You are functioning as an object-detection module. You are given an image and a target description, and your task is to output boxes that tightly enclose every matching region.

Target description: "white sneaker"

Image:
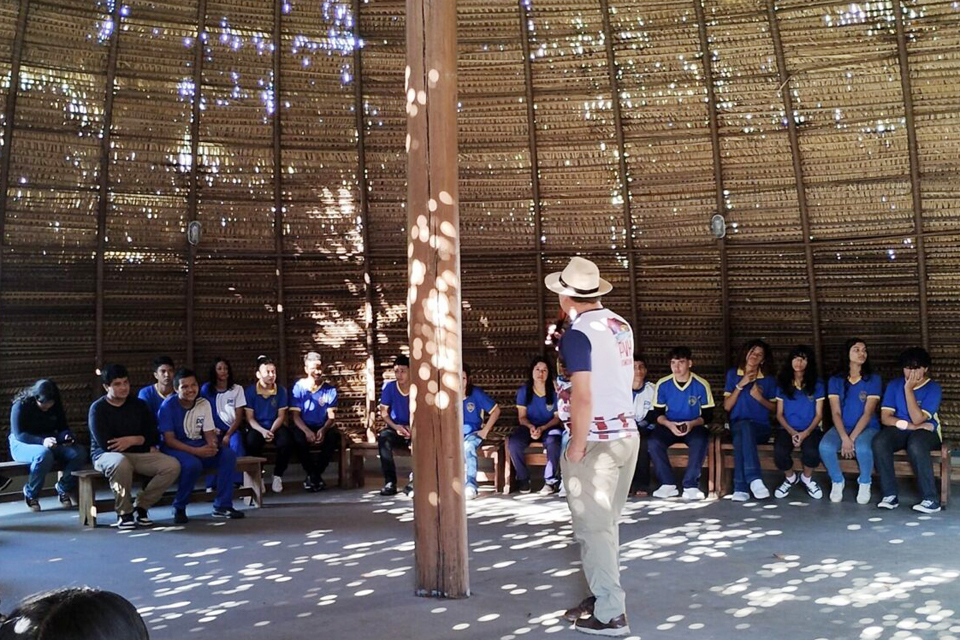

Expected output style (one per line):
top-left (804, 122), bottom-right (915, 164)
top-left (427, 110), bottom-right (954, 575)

top-left (829, 481), bottom-right (845, 503)
top-left (801, 476), bottom-right (823, 500)
top-left (271, 476), bottom-right (283, 493)
top-left (730, 491), bottom-right (750, 502)
top-left (750, 479), bottom-right (771, 499)
top-left (856, 483), bottom-right (871, 505)
top-left (652, 484), bottom-right (679, 499)
top-left (682, 487), bottom-right (705, 501)
top-left (465, 486), bottom-right (478, 500)
top-left (774, 476), bottom-right (797, 499)
top-left (558, 483), bottom-right (567, 498)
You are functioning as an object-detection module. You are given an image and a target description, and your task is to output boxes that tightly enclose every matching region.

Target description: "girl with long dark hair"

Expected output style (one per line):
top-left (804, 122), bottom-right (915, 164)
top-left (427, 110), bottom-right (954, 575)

top-left (772, 345), bottom-right (825, 500)
top-left (507, 356), bottom-right (563, 494)
top-left (201, 357), bottom-right (248, 488)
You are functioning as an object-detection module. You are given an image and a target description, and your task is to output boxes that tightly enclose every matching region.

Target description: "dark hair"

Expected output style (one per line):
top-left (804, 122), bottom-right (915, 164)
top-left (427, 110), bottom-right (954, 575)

top-left (668, 346), bottom-right (692, 361)
top-left (394, 354), bottom-right (410, 368)
top-left (151, 356), bottom-right (174, 372)
top-left (0, 587), bottom-right (148, 640)
top-left (777, 345), bottom-right (819, 399)
top-left (836, 337), bottom-right (874, 379)
top-left (13, 380), bottom-right (61, 408)
top-left (207, 357), bottom-right (234, 390)
top-left (735, 339), bottom-right (775, 376)
top-left (256, 355), bottom-right (275, 369)
top-left (101, 364), bottom-right (129, 386)
top-left (522, 356), bottom-right (556, 406)
top-left (898, 346), bottom-right (931, 370)
top-left (568, 294), bottom-right (603, 304)
top-left (633, 352), bottom-right (646, 365)
top-left (173, 368), bottom-right (197, 388)
top-left (463, 363), bottom-right (474, 396)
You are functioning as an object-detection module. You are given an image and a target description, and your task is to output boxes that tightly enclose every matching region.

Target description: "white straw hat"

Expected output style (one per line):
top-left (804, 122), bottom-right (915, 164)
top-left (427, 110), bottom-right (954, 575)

top-left (544, 256), bottom-right (612, 297)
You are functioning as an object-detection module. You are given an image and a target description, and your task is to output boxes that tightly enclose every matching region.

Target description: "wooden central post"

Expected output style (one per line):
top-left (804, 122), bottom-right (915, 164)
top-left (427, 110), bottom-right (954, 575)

top-left (406, 0), bottom-right (469, 598)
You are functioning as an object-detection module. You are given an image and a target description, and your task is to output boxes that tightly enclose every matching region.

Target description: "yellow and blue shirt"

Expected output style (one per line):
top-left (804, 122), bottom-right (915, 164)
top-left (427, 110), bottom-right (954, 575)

top-left (881, 377), bottom-right (942, 439)
top-left (381, 380), bottom-right (410, 427)
top-left (463, 386), bottom-right (497, 436)
top-left (291, 379), bottom-right (338, 428)
top-left (654, 373), bottom-right (715, 422)
top-left (515, 385), bottom-right (557, 428)
top-left (827, 373), bottom-right (881, 433)
top-left (244, 383), bottom-right (288, 428)
top-left (138, 384), bottom-right (174, 418)
top-left (724, 368), bottom-right (776, 425)
top-left (775, 380), bottom-right (826, 431)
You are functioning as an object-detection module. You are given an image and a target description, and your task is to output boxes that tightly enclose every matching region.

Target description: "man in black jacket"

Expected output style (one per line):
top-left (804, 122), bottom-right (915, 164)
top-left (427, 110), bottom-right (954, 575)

top-left (89, 364), bottom-right (180, 529)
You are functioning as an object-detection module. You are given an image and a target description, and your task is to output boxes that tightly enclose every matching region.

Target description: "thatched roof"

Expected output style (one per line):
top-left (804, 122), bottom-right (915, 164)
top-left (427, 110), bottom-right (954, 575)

top-left (1, 0), bottom-right (958, 443)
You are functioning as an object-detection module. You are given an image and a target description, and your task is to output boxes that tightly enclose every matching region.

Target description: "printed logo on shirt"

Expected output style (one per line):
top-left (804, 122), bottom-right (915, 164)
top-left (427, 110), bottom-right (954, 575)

top-left (605, 317), bottom-right (633, 365)
top-left (270, 398), bottom-right (277, 408)
top-left (689, 396), bottom-right (699, 407)
top-left (185, 415), bottom-right (205, 440)
top-left (546, 404), bottom-right (554, 411)
top-left (859, 390), bottom-right (867, 402)
top-left (466, 401), bottom-right (476, 413)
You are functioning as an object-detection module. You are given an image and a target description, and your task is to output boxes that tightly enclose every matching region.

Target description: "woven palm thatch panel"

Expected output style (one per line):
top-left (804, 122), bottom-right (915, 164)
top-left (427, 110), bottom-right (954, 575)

top-left (0, 249), bottom-right (96, 435)
top-left (106, 193), bottom-right (186, 252)
top-left (727, 246), bottom-right (814, 357)
top-left (198, 199), bottom-right (274, 251)
top-left (924, 234), bottom-right (960, 441)
top-left (0, 1), bottom-right (17, 64)
top-left (813, 240), bottom-right (921, 374)
top-left (193, 255), bottom-right (278, 381)
top-left (283, 256), bottom-right (367, 432)
top-left (4, 189), bottom-right (99, 250)
top-left (634, 250), bottom-right (725, 382)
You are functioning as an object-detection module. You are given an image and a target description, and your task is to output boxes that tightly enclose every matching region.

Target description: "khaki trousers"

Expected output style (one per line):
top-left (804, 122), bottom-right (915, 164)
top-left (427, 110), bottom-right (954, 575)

top-left (561, 437), bottom-right (640, 623)
top-left (94, 451), bottom-right (181, 515)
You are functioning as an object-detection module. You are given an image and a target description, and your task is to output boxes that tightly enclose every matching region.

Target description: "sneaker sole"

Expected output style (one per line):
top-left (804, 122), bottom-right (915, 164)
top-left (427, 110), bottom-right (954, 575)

top-left (912, 505), bottom-right (941, 513)
top-left (877, 503), bottom-right (898, 510)
top-left (573, 624), bottom-right (631, 637)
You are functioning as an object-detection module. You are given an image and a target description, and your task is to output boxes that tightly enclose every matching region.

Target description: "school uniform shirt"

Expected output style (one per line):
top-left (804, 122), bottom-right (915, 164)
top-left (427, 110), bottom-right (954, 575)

top-left (557, 375), bottom-right (573, 428)
top-left (138, 384), bottom-right (175, 417)
top-left (200, 382), bottom-right (247, 433)
top-left (632, 382), bottom-right (656, 430)
top-left (463, 386), bottom-right (497, 436)
top-left (290, 379), bottom-right (339, 428)
top-left (244, 383), bottom-right (289, 429)
top-left (775, 380), bottom-right (826, 431)
top-left (158, 395), bottom-right (216, 448)
top-left (515, 386), bottom-right (558, 428)
top-left (559, 307), bottom-right (636, 441)
top-left (381, 380), bottom-right (410, 427)
top-left (724, 368), bottom-right (777, 425)
top-left (881, 377), bottom-right (942, 440)
top-left (827, 373), bottom-right (882, 433)
top-left (654, 374), bottom-right (715, 423)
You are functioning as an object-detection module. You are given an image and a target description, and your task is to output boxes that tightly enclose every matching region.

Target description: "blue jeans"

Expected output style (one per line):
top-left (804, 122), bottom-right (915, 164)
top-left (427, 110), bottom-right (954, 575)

top-left (163, 445), bottom-right (237, 510)
top-left (463, 433), bottom-right (483, 489)
top-left (9, 436), bottom-right (87, 499)
top-left (206, 429), bottom-right (246, 488)
top-left (648, 425), bottom-right (710, 489)
top-left (730, 420), bottom-right (771, 493)
top-left (508, 425), bottom-right (563, 484)
top-left (818, 427), bottom-right (877, 484)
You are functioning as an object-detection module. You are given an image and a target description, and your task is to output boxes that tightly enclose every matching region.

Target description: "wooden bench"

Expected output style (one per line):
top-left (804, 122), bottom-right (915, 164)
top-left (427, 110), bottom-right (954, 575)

top-left (345, 441), bottom-right (505, 492)
top-left (0, 460), bottom-right (67, 503)
top-left (256, 440), bottom-right (348, 488)
top-left (73, 456), bottom-right (266, 527)
top-left (715, 432), bottom-right (953, 506)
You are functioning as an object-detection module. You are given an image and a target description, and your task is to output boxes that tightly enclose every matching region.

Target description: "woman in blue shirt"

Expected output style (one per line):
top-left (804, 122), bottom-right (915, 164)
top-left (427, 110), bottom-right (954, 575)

top-left (507, 356), bottom-right (562, 494)
top-left (461, 364), bottom-right (500, 499)
top-left (723, 340), bottom-right (777, 501)
top-left (772, 345), bottom-right (825, 500)
top-left (818, 338), bottom-right (882, 504)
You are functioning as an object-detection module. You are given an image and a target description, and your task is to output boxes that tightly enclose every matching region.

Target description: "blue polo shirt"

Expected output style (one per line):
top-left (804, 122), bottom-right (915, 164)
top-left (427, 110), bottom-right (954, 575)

top-left (138, 384), bottom-right (174, 417)
top-left (381, 380), bottom-right (410, 427)
top-left (244, 383), bottom-right (288, 428)
top-left (516, 385), bottom-right (557, 428)
top-left (654, 373), bottom-right (715, 422)
top-left (827, 373), bottom-right (882, 433)
top-left (724, 368), bottom-right (776, 424)
top-left (463, 386), bottom-right (497, 436)
top-left (291, 379), bottom-right (338, 428)
top-left (881, 377), bottom-right (942, 439)
top-left (775, 380), bottom-right (825, 431)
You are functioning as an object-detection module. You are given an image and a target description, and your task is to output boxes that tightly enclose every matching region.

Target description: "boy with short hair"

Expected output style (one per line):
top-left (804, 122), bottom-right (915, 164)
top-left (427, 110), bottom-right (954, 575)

top-left (648, 346), bottom-right (715, 501)
top-left (378, 355), bottom-right (412, 496)
top-left (290, 351), bottom-right (339, 491)
top-left (138, 356), bottom-right (175, 416)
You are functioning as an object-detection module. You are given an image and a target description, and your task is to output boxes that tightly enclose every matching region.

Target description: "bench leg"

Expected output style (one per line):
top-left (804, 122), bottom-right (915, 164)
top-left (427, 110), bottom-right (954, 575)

top-left (941, 445), bottom-right (950, 508)
top-left (351, 455), bottom-right (365, 488)
top-left (707, 436), bottom-right (716, 497)
top-left (503, 449), bottom-right (513, 494)
top-left (78, 478), bottom-right (96, 528)
top-left (339, 445), bottom-right (349, 488)
top-left (242, 465), bottom-right (263, 508)
top-left (494, 445), bottom-right (505, 493)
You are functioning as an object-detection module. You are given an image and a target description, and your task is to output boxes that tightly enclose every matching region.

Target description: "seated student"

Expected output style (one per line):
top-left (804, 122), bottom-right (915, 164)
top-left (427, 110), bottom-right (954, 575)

top-left (507, 356), bottom-right (563, 494)
top-left (631, 353), bottom-right (656, 496)
top-left (461, 364), bottom-right (501, 500)
top-left (8, 380), bottom-right (87, 512)
top-left (138, 356), bottom-right (175, 416)
top-left (378, 354), bottom-right (412, 496)
top-left (819, 338), bottom-right (882, 504)
top-left (243, 356), bottom-right (295, 493)
top-left (0, 587), bottom-right (149, 640)
top-left (873, 347), bottom-right (943, 513)
top-left (158, 368), bottom-right (244, 523)
top-left (89, 364), bottom-right (181, 529)
top-left (723, 339), bottom-right (778, 501)
top-left (647, 347), bottom-right (714, 500)
top-left (201, 357), bottom-right (247, 488)
top-left (773, 345), bottom-right (825, 500)
top-left (290, 352), bottom-right (340, 492)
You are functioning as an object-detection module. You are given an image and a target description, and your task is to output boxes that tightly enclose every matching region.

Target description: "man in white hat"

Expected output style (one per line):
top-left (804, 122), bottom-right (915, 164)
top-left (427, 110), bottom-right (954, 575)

top-left (547, 256), bottom-right (639, 637)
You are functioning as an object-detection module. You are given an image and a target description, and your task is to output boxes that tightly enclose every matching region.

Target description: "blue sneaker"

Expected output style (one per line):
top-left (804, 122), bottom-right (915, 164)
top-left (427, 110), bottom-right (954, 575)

top-left (912, 499), bottom-right (941, 514)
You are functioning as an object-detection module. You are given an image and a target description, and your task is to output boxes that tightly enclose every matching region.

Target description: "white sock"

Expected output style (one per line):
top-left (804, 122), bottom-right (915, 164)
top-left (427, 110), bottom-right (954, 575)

top-left (800, 474), bottom-right (814, 485)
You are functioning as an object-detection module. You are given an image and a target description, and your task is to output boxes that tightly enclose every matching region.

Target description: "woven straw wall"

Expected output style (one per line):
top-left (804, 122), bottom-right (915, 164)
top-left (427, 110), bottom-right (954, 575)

top-left (1, 0), bottom-right (958, 450)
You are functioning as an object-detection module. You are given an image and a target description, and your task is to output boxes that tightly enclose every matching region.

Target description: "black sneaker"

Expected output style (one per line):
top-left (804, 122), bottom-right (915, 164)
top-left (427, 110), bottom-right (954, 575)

top-left (574, 613), bottom-right (630, 636)
top-left (314, 478), bottom-right (327, 491)
top-left (212, 506), bottom-right (246, 519)
top-left (402, 484), bottom-right (414, 497)
top-left (173, 508), bottom-right (189, 524)
top-left (380, 482), bottom-right (398, 496)
top-left (55, 482), bottom-right (74, 507)
top-left (116, 513), bottom-right (136, 530)
top-left (303, 479), bottom-right (318, 492)
top-left (0, 474), bottom-right (12, 493)
top-left (134, 507), bottom-right (155, 527)
top-left (24, 494), bottom-right (41, 512)
top-left (517, 479), bottom-right (532, 494)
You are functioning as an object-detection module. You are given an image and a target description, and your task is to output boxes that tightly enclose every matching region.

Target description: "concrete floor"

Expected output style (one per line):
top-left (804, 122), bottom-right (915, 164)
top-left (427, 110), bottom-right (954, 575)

top-left (1, 477), bottom-right (959, 640)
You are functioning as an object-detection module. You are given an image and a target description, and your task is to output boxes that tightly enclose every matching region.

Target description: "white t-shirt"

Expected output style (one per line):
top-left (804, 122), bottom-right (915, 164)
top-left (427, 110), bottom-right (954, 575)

top-left (212, 384), bottom-right (246, 430)
top-left (633, 381), bottom-right (656, 430)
